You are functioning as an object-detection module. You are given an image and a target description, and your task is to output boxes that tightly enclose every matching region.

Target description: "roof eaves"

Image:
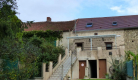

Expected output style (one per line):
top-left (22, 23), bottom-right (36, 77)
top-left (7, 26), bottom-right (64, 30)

top-left (75, 26), bottom-right (138, 32)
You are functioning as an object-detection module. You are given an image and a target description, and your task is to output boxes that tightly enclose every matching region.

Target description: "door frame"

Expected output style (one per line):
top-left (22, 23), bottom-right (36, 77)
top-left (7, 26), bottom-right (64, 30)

top-left (79, 60), bottom-right (86, 79)
top-left (88, 60), bottom-right (97, 78)
top-left (98, 59), bottom-right (107, 78)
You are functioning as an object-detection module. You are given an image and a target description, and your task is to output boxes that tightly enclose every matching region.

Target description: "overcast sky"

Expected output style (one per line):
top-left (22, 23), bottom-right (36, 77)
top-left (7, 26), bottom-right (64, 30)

top-left (16, 0), bottom-right (138, 22)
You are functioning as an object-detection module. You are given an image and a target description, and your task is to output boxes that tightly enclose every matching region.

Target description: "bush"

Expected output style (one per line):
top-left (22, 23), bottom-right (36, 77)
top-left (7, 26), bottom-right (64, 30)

top-left (0, 37), bottom-right (41, 80)
top-left (109, 56), bottom-right (127, 80)
top-left (23, 35), bottom-right (64, 77)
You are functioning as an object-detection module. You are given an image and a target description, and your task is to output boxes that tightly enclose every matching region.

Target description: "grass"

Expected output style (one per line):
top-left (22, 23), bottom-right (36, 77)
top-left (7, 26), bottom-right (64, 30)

top-left (80, 79), bottom-right (111, 80)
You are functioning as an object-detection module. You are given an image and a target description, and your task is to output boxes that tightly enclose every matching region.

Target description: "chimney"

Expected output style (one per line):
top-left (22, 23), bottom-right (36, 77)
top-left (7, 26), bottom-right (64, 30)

top-left (47, 17), bottom-right (51, 22)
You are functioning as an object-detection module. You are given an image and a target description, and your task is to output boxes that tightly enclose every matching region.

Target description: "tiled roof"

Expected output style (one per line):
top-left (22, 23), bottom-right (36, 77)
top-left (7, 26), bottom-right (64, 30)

top-left (76, 15), bottom-right (138, 32)
top-left (24, 21), bottom-right (75, 32)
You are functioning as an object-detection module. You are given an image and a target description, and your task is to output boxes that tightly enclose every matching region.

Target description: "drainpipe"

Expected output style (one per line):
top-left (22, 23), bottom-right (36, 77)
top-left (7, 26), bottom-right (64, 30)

top-left (115, 35), bottom-right (121, 49)
top-left (74, 20), bottom-right (78, 36)
top-left (115, 36), bottom-right (117, 49)
top-left (90, 38), bottom-right (92, 50)
top-left (69, 29), bottom-right (71, 37)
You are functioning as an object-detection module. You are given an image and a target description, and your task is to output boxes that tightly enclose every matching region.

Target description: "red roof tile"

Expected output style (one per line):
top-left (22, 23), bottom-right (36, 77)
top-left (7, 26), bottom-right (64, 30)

top-left (76, 15), bottom-right (138, 32)
top-left (24, 21), bottom-right (75, 32)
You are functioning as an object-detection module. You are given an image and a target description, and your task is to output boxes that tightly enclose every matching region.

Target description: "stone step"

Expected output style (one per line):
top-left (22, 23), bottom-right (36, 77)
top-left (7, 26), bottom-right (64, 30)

top-left (48, 55), bottom-right (77, 80)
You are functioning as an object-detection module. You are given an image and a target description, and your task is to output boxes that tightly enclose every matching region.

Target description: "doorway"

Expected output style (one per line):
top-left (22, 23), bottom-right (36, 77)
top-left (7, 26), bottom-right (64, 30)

top-left (75, 43), bottom-right (83, 51)
top-left (89, 60), bottom-right (97, 78)
top-left (99, 59), bottom-right (106, 78)
top-left (79, 61), bottom-right (86, 79)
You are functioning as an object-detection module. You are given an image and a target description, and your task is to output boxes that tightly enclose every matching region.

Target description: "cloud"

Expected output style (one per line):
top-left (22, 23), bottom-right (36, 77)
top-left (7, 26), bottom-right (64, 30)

top-left (16, 0), bottom-right (114, 22)
top-left (16, 0), bottom-right (138, 22)
top-left (110, 0), bottom-right (138, 15)
top-left (86, 0), bottom-right (113, 7)
top-left (16, 0), bottom-right (83, 22)
top-left (110, 6), bottom-right (124, 13)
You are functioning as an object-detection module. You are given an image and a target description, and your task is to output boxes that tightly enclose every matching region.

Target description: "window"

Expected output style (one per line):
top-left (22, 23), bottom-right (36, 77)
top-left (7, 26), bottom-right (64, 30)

top-left (75, 43), bottom-right (83, 51)
top-left (86, 23), bottom-right (93, 27)
top-left (112, 22), bottom-right (117, 26)
top-left (89, 39), bottom-right (92, 42)
top-left (94, 33), bottom-right (98, 35)
top-left (115, 60), bottom-right (119, 64)
top-left (105, 42), bottom-right (112, 50)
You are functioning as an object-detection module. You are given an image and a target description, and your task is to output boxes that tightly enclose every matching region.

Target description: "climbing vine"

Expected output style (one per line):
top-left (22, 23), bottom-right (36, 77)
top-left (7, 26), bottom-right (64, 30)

top-left (23, 30), bottom-right (63, 42)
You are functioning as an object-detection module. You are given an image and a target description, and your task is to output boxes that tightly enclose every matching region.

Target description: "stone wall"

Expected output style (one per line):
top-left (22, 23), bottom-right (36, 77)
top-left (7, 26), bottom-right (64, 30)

top-left (74, 37), bottom-right (115, 50)
top-left (54, 28), bottom-right (138, 56)
top-left (124, 29), bottom-right (138, 54)
top-left (73, 29), bottom-right (125, 47)
top-left (59, 29), bottom-right (127, 79)
top-left (57, 29), bottom-right (125, 52)
top-left (68, 46), bottom-right (125, 79)
top-left (56, 32), bottom-right (70, 48)
top-left (58, 29), bottom-right (138, 55)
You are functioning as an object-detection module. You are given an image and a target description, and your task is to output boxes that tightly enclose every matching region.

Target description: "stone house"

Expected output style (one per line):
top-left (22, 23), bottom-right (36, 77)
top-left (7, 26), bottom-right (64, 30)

top-left (64, 15), bottom-right (138, 79)
top-left (25, 15), bottom-right (138, 80)
top-left (62, 15), bottom-right (138, 79)
top-left (24, 17), bottom-right (75, 49)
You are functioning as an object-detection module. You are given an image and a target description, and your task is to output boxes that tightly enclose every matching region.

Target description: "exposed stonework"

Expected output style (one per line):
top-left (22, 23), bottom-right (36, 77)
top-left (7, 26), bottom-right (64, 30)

top-left (124, 29), bottom-right (138, 54)
top-left (74, 37), bottom-right (115, 50)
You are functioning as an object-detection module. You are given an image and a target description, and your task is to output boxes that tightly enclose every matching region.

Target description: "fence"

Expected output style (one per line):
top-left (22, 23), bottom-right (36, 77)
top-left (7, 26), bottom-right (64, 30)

top-left (126, 56), bottom-right (138, 80)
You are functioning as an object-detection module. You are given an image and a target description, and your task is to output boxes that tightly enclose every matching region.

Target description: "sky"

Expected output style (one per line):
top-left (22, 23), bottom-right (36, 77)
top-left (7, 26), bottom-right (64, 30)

top-left (16, 0), bottom-right (138, 22)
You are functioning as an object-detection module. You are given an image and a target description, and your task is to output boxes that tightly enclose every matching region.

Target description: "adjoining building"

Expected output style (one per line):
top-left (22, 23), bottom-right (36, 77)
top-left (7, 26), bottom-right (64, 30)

top-left (24, 17), bottom-right (76, 48)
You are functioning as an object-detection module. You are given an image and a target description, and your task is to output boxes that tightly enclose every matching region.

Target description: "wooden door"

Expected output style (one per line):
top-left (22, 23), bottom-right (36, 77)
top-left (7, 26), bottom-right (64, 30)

top-left (79, 61), bottom-right (86, 79)
top-left (99, 59), bottom-right (106, 78)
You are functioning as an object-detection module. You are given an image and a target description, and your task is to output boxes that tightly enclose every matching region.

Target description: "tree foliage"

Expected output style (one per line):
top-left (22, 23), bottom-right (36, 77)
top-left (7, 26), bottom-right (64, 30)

top-left (0, 0), bottom-right (64, 79)
top-left (0, 0), bottom-right (33, 40)
top-left (25, 35), bottom-right (64, 77)
top-left (125, 50), bottom-right (138, 62)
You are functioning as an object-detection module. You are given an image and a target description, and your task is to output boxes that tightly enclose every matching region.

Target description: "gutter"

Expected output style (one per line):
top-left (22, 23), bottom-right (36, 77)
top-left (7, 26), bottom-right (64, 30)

top-left (75, 26), bottom-right (138, 32)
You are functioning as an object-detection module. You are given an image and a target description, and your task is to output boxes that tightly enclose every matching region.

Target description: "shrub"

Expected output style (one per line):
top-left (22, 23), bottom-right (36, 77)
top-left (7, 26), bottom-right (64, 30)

top-left (109, 56), bottom-right (127, 80)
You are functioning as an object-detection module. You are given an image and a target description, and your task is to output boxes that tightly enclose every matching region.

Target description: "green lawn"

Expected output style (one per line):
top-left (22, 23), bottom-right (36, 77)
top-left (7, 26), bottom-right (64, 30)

top-left (80, 79), bottom-right (111, 80)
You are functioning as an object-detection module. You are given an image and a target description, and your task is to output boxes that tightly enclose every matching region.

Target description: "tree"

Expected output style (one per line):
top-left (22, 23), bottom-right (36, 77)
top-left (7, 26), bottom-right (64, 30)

top-left (0, 0), bottom-right (64, 79)
top-left (0, 0), bottom-right (37, 79)
top-left (0, 0), bottom-right (32, 39)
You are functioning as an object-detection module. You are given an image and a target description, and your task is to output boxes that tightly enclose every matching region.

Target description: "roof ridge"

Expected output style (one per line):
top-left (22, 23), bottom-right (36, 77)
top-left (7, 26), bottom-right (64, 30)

top-left (33, 20), bottom-right (76, 23)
